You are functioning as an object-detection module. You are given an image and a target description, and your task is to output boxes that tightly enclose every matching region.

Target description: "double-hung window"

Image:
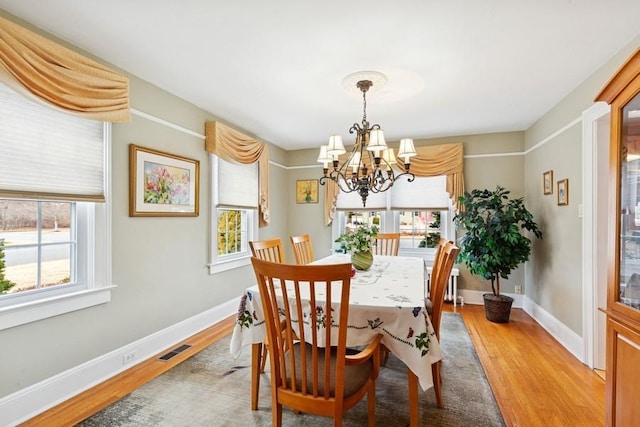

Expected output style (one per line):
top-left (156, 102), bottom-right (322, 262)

top-left (0, 81), bottom-right (112, 330)
top-left (332, 175), bottom-right (454, 260)
top-left (209, 156), bottom-right (258, 273)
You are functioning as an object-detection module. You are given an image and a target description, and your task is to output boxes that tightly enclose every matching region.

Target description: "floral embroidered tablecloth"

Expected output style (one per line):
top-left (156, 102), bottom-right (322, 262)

top-left (229, 254), bottom-right (441, 391)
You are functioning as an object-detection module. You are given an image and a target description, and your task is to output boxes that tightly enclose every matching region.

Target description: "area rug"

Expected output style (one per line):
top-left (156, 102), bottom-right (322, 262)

top-left (79, 312), bottom-right (504, 426)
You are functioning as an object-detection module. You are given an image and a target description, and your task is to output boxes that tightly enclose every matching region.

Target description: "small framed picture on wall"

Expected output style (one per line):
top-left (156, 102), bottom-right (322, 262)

top-left (296, 179), bottom-right (319, 204)
top-left (557, 179), bottom-right (569, 206)
top-left (543, 170), bottom-right (553, 195)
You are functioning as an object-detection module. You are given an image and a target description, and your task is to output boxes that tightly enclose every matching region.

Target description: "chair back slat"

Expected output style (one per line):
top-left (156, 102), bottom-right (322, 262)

top-left (250, 238), bottom-right (285, 263)
top-left (373, 233), bottom-right (400, 256)
top-left (290, 234), bottom-right (314, 264)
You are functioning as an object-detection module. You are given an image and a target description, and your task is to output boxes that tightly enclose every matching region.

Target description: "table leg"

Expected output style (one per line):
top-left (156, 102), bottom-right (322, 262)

top-left (408, 368), bottom-right (419, 427)
top-left (251, 343), bottom-right (262, 410)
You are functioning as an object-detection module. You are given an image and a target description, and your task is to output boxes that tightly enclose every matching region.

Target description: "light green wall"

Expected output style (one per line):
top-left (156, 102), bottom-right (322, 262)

top-left (0, 15), bottom-right (290, 397)
top-left (524, 34), bottom-right (640, 335)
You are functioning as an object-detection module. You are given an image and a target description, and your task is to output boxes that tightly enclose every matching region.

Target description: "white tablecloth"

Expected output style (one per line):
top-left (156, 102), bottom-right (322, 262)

top-left (229, 254), bottom-right (441, 391)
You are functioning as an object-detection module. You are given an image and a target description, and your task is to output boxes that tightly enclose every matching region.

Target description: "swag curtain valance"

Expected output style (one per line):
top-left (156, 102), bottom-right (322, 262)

top-left (0, 15), bottom-right (130, 122)
top-left (324, 142), bottom-right (465, 225)
top-left (204, 121), bottom-right (270, 227)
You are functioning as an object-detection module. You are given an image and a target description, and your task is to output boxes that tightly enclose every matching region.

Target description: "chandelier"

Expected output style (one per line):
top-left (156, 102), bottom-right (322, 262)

top-left (318, 77), bottom-right (416, 207)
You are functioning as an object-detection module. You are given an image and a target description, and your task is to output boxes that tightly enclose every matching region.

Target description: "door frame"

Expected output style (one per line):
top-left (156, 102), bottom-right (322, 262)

top-left (581, 101), bottom-right (610, 369)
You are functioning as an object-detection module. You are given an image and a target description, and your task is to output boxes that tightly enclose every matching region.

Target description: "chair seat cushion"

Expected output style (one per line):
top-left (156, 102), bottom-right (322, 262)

top-left (285, 342), bottom-right (373, 398)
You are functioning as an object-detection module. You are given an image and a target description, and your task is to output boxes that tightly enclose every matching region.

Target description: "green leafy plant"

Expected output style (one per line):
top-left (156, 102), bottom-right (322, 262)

top-left (0, 239), bottom-right (16, 294)
top-left (454, 186), bottom-right (542, 297)
top-left (335, 225), bottom-right (379, 253)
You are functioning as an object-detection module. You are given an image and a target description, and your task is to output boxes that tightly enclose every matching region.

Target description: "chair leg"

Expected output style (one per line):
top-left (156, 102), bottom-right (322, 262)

top-left (367, 384), bottom-right (376, 427)
top-left (432, 361), bottom-right (443, 408)
top-left (251, 343), bottom-right (262, 410)
top-left (272, 402), bottom-right (282, 427)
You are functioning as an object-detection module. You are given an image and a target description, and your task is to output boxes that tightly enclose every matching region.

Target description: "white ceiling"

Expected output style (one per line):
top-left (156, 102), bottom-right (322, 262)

top-left (1, 1), bottom-right (639, 151)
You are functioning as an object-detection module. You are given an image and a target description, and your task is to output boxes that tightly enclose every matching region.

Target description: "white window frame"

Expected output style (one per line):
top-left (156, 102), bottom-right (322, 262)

top-left (208, 155), bottom-right (258, 274)
top-left (331, 186), bottom-right (455, 262)
top-left (0, 125), bottom-right (113, 331)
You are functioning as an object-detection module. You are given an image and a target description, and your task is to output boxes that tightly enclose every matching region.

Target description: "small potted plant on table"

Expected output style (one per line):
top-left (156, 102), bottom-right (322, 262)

top-left (454, 186), bottom-right (542, 323)
top-left (335, 225), bottom-right (378, 271)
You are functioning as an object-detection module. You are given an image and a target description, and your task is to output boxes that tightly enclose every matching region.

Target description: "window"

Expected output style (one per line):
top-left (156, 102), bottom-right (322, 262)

top-left (209, 156), bottom-right (258, 273)
top-left (331, 176), bottom-right (454, 259)
top-left (0, 80), bottom-right (112, 330)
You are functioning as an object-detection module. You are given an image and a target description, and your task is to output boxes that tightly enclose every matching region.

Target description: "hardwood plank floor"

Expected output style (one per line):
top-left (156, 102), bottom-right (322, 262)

top-left (22, 305), bottom-right (605, 426)
top-left (453, 304), bottom-right (605, 427)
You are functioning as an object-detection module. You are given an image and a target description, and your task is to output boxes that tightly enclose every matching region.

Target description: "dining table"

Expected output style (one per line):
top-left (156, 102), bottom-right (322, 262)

top-left (229, 254), bottom-right (442, 426)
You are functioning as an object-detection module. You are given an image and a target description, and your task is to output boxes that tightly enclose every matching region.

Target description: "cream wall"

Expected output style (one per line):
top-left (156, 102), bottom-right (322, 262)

top-left (0, 12), bottom-right (290, 399)
top-left (524, 34), bottom-right (640, 335)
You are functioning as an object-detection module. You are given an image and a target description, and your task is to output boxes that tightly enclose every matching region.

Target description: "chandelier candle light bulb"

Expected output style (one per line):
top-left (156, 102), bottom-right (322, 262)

top-left (319, 72), bottom-right (415, 207)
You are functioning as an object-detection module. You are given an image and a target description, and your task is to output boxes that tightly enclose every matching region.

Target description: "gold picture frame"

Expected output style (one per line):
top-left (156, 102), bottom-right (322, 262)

top-left (543, 170), bottom-right (553, 195)
top-left (557, 179), bottom-right (569, 206)
top-left (296, 179), bottom-right (319, 204)
top-left (129, 144), bottom-right (200, 217)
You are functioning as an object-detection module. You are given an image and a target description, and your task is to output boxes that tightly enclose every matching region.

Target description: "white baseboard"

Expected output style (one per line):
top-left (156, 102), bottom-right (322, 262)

top-left (0, 297), bottom-right (240, 426)
top-left (460, 290), bottom-right (584, 362)
top-left (522, 296), bottom-right (584, 362)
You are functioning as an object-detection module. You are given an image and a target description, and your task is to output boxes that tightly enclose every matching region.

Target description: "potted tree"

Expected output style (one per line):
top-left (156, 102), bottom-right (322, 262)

top-left (454, 186), bottom-right (542, 323)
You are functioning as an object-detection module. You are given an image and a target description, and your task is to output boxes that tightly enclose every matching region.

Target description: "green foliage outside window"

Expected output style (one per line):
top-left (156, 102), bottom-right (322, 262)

top-left (419, 211), bottom-right (441, 248)
top-left (0, 239), bottom-right (16, 293)
top-left (217, 210), bottom-right (242, 255)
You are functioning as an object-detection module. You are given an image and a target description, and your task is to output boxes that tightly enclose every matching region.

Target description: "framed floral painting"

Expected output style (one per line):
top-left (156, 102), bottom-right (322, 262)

top-left (296, 179), bottom-right (318, 204)
top-left (129, 144), bottom-right (199, 216)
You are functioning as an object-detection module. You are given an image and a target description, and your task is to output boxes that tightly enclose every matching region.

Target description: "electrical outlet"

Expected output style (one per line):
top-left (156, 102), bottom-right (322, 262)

top-left (122, 351), bottom-right (137, 365)
top-left (514, 285), bottom-right (522, 294)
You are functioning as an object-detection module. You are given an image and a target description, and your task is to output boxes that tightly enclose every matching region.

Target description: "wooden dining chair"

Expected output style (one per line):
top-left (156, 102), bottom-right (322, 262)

top-left (425, 238), bottom-right (451, 316)
top-left (290, 234), bottom-right (314, 265)
top-left (248, 237), bottom-right (285, 408)
top-left (249, 238), bottom-right (285, 263)
top-left (250, 257), bottom-right (383, 427)
top-left (426, 241), bottom-right (460, 408)
top-left (373, 232), bottom-right (400, 256)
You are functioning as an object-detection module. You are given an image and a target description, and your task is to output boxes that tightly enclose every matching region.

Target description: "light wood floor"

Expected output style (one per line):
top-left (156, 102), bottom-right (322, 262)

top-left (22, 305), bottom-right (605, 427)
top-left (455, 304), bottom-right (605, 427)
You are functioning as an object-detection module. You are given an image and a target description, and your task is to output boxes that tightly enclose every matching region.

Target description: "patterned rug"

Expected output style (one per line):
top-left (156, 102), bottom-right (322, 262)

top-left (79, 312), bottom-right (504, 426)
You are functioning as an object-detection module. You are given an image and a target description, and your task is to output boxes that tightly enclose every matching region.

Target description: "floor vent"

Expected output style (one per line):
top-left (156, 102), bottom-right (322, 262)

top-left (158, 344), bottom-right (192, 361)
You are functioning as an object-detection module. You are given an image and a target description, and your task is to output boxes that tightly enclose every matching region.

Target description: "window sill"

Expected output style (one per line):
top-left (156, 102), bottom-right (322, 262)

top-left (0, 285), bottom-right (116, 331)
top-left (208, 255), bottom-right (251, 274)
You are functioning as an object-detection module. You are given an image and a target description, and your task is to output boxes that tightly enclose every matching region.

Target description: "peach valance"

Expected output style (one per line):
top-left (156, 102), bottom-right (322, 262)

top-left (205, 121), bottom-right (270, 227)
top-left (0, 16), bottom-right (130, 122)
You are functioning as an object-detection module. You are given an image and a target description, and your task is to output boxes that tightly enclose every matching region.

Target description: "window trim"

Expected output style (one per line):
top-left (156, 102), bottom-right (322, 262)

top-left (208, 155), bottom-right (258, 274)
top-left (331, 203), bottom-right (455, 262)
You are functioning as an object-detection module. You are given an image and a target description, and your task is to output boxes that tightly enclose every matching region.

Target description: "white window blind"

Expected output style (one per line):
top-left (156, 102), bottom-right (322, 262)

top-left (0, 81), bottom-right (105, 201)
top-left (390, 175), bottom-right (450, 210)
top-left (214, 157), bottom-right (258, 208)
